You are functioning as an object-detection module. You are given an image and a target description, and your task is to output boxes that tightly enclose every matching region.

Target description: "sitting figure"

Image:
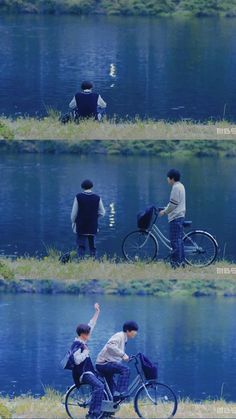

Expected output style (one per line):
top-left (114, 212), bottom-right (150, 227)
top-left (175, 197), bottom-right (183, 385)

top-left (62, 303), bottom-right (104, 419)
top-left (69, 80), bottom-right (107, 121)
top-left (96, 321), bottom-right (139, 401)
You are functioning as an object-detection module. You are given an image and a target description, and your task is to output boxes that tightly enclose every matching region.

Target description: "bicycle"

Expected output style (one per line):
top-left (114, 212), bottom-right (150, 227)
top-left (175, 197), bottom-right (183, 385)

top-left (122, 207), bottom-right (218, 267)
top-left (64, 353), bottom-right (178, 419)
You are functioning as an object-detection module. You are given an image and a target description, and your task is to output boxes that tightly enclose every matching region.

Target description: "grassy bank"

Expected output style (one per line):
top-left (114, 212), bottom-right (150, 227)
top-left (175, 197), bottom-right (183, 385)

top-left (1, 390), bottom-right (236, 418)
top-left (1, 138), bottom-right (236, 157)
top-left (1, 0), bottom-right (236, 17)
top-left (1, 117), bottom-right (236, 141)
top-left (0, 257), bottom-right (236, 297)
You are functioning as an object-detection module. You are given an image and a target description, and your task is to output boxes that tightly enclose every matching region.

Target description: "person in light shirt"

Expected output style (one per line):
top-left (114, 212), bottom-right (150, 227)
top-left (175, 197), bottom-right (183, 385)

top-left (159, 169), bottom-right (186, 268)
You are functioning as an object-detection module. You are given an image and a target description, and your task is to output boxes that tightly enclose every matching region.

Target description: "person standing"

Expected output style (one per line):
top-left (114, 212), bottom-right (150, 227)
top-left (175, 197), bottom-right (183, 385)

top-left (71, 179), bottom-right (105, 258)
top-left (69, 81), bottom-right (106, 120)
top-left (159, 169), bottom-right (186, 268)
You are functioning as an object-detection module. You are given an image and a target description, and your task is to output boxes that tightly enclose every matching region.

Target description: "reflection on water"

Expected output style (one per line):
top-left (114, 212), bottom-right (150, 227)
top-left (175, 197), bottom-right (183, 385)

top-left (0, 153), bottom-right (236, 260)
top-left (0, 294), bottom-right (236, 401)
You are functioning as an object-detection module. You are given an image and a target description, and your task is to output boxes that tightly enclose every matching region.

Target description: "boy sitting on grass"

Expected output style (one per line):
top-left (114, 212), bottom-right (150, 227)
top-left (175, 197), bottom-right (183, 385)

top-left (96, 321), bottom-right (139, 401)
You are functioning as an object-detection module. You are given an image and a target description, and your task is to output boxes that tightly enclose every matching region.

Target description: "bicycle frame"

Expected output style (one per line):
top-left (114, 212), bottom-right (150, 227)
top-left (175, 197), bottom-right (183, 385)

top-left (145, 210), bottom-right (201, 253)
top-left (102, 354), bottom-right (154, 406)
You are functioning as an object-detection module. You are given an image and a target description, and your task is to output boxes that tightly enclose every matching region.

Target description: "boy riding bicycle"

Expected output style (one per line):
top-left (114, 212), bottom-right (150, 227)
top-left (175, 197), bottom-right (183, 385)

top-left (96, 321), bottom-right (139, 401)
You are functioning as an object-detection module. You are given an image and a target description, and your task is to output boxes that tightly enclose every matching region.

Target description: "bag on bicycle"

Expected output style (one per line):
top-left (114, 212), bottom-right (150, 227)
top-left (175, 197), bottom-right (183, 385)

top-left (139, 353), bottom-right (158, 380)
top-left (137, 206), bottom-right (155, 230)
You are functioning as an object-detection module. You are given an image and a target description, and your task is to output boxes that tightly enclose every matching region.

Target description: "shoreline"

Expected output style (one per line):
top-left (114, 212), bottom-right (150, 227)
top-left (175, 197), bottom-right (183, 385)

top-left (1, 258), bottom-right (236, 297)
top-left (1, 391), bottom-right (236, 419)
top-left (1, 6), bottom-right (236, 17)
top-left (1, 138), bottom-right (236, 158)
top-left (1, 117), bottom-right (236, 141)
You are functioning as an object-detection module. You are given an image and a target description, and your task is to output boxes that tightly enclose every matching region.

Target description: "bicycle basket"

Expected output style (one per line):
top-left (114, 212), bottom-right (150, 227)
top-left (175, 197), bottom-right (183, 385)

top-left (137, 206), bottom-right (155, 230)
top-left (139, 353), bottom-right (158, 381)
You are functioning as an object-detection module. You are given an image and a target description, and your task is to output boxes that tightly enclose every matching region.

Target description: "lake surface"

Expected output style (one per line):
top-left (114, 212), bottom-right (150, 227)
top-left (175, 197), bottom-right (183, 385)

top-left (0, 294), bottom-right (236, 401)
top-left (0, 153), bottom-right (236, 261)
top-left (1, 15), bottom-right (236, 120)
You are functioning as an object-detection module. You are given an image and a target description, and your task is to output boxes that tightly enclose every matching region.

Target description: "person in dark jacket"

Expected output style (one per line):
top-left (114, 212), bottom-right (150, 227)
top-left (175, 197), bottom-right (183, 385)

top-left (71, 179), bottom-right (105, 258)
top-left (70, 303), bottom-right (104, 419)
top-left (69, 81), bottom-right (106, 120)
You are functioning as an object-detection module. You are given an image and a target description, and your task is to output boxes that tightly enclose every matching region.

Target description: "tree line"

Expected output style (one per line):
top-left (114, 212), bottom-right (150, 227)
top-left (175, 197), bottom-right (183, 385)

top-left (1, 0), bottom-right (236, 16)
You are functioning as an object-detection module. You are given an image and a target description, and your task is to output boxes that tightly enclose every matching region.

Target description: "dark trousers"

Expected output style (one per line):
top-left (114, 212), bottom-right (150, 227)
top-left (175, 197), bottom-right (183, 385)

top-left (72, 370), bottom-right (104, 417)
top-left (76, 234), bottom-right (96, 258)
top-left (169, 217), bottom-right (185, 268)
top-left (96, 362), bottom-right (130, 395)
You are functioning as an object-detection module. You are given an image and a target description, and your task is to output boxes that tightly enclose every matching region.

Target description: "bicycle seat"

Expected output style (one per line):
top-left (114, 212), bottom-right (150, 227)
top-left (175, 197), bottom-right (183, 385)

top-left (183, 221), bottom-right (192, 227)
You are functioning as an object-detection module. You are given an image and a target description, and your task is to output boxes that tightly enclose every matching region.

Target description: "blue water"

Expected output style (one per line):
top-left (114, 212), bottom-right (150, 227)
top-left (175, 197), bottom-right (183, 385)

top-left (0, 294), bottom-right (236, 401)
top-left (1, 15), bottom-right (236, 120)
top-left (0, 153), bottom-right (236, 261)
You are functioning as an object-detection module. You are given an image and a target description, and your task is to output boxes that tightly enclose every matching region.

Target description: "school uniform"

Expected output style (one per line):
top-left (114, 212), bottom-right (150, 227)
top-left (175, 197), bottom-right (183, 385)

top-left (96, 332), bottom-right (130, 395)
top-left (164, 181), bottom-right (186, 267)
top-left (71, 190), bottom-right (105, 257)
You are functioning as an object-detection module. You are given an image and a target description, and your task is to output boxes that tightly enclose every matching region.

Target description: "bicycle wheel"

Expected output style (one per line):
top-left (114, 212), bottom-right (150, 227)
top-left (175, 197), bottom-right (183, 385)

top-left (122, 230), bottom-right (158, 262)
top-left (183, 230), bottom-right (218, 267)
top-left (65, 384), bottom-right (108, 419)
top-left (134, 381), bottom-right (178, 418)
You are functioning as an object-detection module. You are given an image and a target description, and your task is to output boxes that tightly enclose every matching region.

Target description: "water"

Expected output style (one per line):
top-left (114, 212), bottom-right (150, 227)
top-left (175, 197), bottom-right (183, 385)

top-left (0, 294), bottom-right (236, 400)
top-left (1, 15), bottom-right (236, 120)
top-left (0, 153), bottom-right (236, 261)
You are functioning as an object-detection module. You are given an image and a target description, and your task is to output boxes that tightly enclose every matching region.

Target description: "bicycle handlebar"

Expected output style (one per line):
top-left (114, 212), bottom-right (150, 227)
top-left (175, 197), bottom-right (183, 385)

top-left (128, 353), bottom-right (140, 362)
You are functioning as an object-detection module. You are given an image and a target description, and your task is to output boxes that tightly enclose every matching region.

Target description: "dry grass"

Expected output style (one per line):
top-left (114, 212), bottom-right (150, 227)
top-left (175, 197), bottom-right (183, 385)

top-left (1, 390), bottom-right (236, 418)
top-left (0, 256), bottom-right (236, 297)
top-left (1, 116), bottom-right (236, 140)
top-left (0, 256), bottom-right (235, 281)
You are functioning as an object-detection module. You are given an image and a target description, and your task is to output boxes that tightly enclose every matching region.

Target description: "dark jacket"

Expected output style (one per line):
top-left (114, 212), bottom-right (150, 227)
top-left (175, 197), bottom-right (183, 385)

top-left (75, 92), bottom-right (99, 119)
top-left (75, 192), bottom-right (100, 235)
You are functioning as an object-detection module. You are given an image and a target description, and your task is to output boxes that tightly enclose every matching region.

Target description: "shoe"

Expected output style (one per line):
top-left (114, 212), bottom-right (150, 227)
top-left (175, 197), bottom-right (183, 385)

top-left (113, 392), bottom-right (129, 402)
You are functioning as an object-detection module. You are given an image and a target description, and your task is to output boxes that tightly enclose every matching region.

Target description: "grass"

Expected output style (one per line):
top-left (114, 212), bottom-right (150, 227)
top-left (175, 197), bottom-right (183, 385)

top-left (1, 116), bottom-right (236, 140)
top-left (0, 256), bottom-right (236, 296)
top-left (1, 389), bottom-right (236, 418)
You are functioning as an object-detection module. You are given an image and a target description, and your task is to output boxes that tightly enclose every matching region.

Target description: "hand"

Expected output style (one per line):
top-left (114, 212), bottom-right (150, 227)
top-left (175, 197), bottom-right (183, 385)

top-left (94, 303), bottom-right (100, 312)
top-left (159, 210), bottom-right (165, 217)
top-left (122, 354), bottom-right (129, 362)
top-left (83, 349), bottom-right (90, 357)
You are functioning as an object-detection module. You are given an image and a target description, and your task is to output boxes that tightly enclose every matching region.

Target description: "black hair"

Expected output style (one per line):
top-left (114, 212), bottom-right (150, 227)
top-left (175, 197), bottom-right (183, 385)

top-left (167, 169), bottom-right (181, 182)
top-left (76, 323), bottom-right (91, 336)
top-left (81, 179), bottom-right (93, 190)
top-left (123, 321), bottom-right (139, 333)
top-left (81, 80), bottom-right (93, 90)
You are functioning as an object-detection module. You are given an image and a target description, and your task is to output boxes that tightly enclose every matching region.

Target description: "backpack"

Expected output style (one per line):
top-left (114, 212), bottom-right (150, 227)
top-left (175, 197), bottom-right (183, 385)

top-left (60, 341), bottom-right (85, 370)
top-left (137, 206), bottom-right (155, 230)
top-left (139, 353), bottom-right (158, 380)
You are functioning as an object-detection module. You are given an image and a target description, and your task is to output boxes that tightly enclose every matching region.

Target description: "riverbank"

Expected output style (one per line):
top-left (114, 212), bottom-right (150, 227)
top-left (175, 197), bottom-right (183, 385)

top-left (1, 390), bottom-right (236, 418)
top-left (1, 117), bottom-right (236, 142)
top-left (0, 257), bottom-right (236, 297)
top-left (1, 0), bottom-right (236, 17)
top-left (1, 137), bottom-right (236, 157)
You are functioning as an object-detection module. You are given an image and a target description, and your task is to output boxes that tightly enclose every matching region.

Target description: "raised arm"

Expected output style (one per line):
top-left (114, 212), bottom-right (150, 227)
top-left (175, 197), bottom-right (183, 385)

top-left (88, 303), bottom-right (100, 333)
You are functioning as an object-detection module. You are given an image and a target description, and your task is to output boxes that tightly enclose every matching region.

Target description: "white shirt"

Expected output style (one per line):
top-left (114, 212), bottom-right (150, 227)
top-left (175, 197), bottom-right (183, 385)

top-left (164, 181), bottom-right (186, 222)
